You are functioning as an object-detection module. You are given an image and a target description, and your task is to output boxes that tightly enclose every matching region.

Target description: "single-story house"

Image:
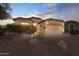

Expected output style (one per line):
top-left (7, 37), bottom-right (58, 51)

top-left (13, 17), bottom-right (64, 36)
top-left (64, 20), bottom-right (79, 34)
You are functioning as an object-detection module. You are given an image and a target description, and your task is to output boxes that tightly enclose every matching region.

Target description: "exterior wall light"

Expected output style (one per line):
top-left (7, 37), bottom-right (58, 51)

top-left (33, 23), bottom-right (37, 26)
top-left (46, 21), bottom-right (48, 25)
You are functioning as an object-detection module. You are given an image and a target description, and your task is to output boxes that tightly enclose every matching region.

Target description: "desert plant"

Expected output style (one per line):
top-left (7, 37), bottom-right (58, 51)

top-left (6, 24), bottom-right (19, 33)
top-left (20, 25), bottom-right (36, 34)
top-left (35, 34), bottom-right (45, 40)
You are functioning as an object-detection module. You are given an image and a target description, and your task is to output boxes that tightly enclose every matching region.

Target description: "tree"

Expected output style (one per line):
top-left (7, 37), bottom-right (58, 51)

top-left (0, 3), bottom-right (11, 35)
top-left (0, 3), bottom-right (11, 20)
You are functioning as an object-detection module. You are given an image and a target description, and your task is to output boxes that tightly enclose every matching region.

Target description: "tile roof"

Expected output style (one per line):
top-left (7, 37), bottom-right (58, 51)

top-left (39, 18), bottom-right (64, 24)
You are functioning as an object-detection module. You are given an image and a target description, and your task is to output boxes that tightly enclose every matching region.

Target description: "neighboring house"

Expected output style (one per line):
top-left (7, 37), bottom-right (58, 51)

top-left (65, 20), bottom-right (79, 34)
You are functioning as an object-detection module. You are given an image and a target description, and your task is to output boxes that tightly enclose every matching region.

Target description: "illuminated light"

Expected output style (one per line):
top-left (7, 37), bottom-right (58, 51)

top-left (21, 22), bottom-right (29, 25)
top-left (46, 21), bottom-right (48, 25)
top-left (33, 23), bottom-right (37, 26)
top-left (35, 32), bottom-right (38, 34)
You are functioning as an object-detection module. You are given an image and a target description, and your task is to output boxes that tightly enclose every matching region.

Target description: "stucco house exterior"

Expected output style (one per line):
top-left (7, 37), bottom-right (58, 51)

top-left (28, 17), bottom-right (42, 34)
top-left (13, 17), bottom-right (34, 25)
top-left (13, 17), bottom-right (42, 34)
top-left (13, 17), bottom-right (65, 36)
top-left (45, 18), bottom-right (64, 36)
top-left (28, 17), bottom-right (42, 23)
top-left (38, 18), bottom-right (64, 36)
top-left (64, 20), bottom-right (79, 34)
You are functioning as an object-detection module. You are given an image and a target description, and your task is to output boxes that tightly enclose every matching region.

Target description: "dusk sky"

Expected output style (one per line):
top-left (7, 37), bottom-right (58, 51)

top-left (11, 3), bottom-right (79, 21)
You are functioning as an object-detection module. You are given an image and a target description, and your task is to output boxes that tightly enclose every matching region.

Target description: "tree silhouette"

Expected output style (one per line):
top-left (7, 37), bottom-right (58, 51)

top-left (0, 3), bottom-right (11, 20)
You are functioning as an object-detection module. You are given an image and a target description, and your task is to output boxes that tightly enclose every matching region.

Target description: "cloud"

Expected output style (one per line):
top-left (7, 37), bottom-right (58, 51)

top-left (46, 3), bottom-right (58, 8)
top-left (25, 10), bottom-right (54, 19)
top-left (59, 4), bottom-right (79, 21)
top-left (42, 14), bottom-right (53, 19)
top-left (24, 3), bottom-right (79, 21)
top-left (45, 3), bottom-right (79, 21)
top-left (25, 11), bottom-right (41, 18)
top-left (24, 3), bottom-right (58, 19)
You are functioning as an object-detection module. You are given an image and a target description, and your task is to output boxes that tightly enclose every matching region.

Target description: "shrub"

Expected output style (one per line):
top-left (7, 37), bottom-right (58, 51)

top-left (6, 24), bottom-right (36, 34)
top-left (6, 24), bottom-right (20, 33)
top-left (35, 34), bottom-right (45, 40)
top-left (20, 25), bottom-right (36, 34)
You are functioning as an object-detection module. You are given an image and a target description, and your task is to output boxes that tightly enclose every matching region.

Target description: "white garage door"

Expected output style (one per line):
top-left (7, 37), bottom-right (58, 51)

top-left (45, 25), bottom-right (63, 36)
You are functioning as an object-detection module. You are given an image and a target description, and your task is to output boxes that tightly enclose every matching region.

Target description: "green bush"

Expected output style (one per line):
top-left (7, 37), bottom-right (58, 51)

top-left (6, 24), bottom-right (36, 34)
top-left (20, 25), bottom-right (36, 34)
top-left (35, 34), bottom-right (45, 40)
top-left (6, 24), bottom-right (20, 33)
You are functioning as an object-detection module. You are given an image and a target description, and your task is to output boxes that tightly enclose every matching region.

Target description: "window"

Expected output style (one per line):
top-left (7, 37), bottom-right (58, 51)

top-left (21, 22), bottom-right (29, 25)
top-left (68, 24), bottom-right (75, 31)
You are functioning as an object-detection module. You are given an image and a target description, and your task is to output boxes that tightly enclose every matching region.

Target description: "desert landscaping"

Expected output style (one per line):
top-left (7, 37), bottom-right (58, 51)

top-left (0, 33), bottom-right (79, 56)
top-left (0, 3), bottom-right (79, 56)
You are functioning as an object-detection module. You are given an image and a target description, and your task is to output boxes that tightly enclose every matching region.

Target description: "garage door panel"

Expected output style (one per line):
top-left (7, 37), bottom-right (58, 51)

top-left (45, 25), bottom-right (63, 35)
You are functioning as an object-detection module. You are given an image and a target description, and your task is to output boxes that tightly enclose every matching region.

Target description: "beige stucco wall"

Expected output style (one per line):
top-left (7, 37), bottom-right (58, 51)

top-left (36, 19), bottom-right (64, 36)
top-left (45, 20), bottom-right (64, 36)
top-left (32, 18), bottom-right (42, 23)
top-left (36, 22), bottom-right (45, 35)
top-left (30, 17), bottom-right (43, 34)
top-left (14, 19), bottom-right (33, 25)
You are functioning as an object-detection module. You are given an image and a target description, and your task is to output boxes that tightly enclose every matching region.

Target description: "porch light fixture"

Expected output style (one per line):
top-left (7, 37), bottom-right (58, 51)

top-left (33, 23), bottom-right (37, 26)
top-left (46, 21), bottom-right (48, 25)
